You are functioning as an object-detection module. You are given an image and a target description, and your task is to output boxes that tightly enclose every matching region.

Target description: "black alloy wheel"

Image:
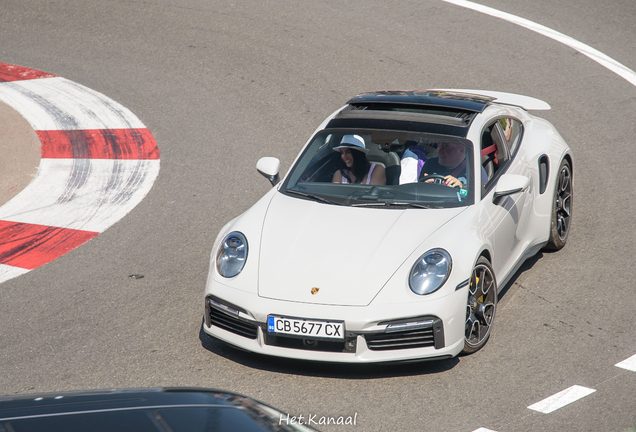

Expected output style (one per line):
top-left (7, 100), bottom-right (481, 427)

top-left (462, 257), bottom-right (497, 354)
top-left (545, 159), bottom-right (572, 250)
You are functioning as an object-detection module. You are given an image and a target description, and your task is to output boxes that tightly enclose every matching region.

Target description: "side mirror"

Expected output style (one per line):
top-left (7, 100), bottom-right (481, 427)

top-left (493, 174), bottom-right (530, 203)
top-left (256, 157), bottom-right (281, 187)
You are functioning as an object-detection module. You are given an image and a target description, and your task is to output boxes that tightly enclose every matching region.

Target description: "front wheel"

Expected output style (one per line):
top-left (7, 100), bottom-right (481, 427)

top-left (544, 158), bottom-right (572, 250)
top-left (461, 257), bottom-right (497, 355)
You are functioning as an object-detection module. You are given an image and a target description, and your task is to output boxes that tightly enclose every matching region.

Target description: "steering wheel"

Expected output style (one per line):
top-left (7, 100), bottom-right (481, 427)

top-left (422, 174), bottom-right (447, 185)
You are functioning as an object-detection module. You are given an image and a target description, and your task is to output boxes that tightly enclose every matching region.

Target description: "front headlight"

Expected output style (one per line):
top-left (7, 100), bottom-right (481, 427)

top-left (409, 248), bottom-right (452, 295)
top-left (216, 232), bottom-right (248, 278)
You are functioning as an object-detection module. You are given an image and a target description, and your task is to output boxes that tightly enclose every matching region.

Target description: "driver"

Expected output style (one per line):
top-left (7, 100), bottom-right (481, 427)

top-left (419, 141), bottom-right (486, 188)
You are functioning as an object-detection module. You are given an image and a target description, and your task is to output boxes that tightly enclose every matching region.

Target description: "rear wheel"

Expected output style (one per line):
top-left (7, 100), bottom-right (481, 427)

top-left (545, 159), bottom-right (572, 250)
top-left (462, 257), bottom-right (497, 355)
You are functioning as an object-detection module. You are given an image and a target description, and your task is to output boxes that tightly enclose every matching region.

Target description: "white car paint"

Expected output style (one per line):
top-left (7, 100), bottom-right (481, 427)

top-left (258, 192), bottom-right (466, 306)
top-left (203, 89), bottom-right (572, 363)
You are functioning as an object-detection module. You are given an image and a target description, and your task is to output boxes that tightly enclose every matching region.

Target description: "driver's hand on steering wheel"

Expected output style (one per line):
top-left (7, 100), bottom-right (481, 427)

top-left (423, 173), bottom-right (462, 188)
top-left (443, 175), bottom-right (462, 188)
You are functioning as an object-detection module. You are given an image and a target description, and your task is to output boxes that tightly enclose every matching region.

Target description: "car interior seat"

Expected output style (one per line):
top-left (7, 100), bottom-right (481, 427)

top-left (367, 132), bottom-right (403, 185)
top-left (366, 147), bottom-right (401, 185)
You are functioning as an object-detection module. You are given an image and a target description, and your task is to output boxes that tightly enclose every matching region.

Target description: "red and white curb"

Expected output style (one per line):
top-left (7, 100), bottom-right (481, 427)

top-left (0, 62), bottom-right (160, 283)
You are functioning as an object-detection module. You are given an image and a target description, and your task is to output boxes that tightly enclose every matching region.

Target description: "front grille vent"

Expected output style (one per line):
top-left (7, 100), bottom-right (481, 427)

top-left (365, 328), bottom-right (435, 351)
top-left (365, 317), bottom-right (444, 351)
top-left (208, 303), bottom-right (258, 340)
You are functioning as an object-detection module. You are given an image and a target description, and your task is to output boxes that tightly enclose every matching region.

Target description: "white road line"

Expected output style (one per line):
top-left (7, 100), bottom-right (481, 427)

top-left (527, 385), bottom-right (596, 414)
top-left (472, 428), bottom-right (498, 432)
top-left (615, 354), bottom-right (636, 372)
top-left (441, 0), bottom-right (636, 87)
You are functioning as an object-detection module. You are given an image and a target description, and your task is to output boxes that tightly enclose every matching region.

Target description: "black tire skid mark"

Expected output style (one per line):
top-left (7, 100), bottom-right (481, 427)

top-left (54, 159), bottom-right (153, 231)
top-left (96, 128), bottom-right (155, 160)
top-left (56, 158), bottom-right (91, 206)
top-left (106, 159), bottom-right (152, 207)
top-left (65, 80), bottom-right (138, 131)
top-left (0, 71), bottom-right (159, 276)
top-left (0, 222), bottom-right (95, 268)
top-left (57, 81), bottom-right (154, 222)
top-left (3, 80), bottom-right (82, 131)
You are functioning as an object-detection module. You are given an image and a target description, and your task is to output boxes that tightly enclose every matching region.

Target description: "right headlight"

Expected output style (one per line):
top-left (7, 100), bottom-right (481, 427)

top-left (409, 248), bottom-right (452, 295)
top-left (216, 231), bottom-right (248, 278)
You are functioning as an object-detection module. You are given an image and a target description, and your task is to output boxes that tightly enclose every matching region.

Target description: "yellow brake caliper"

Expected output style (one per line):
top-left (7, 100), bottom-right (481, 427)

top-left (473, 276), bottom-right (483, 306)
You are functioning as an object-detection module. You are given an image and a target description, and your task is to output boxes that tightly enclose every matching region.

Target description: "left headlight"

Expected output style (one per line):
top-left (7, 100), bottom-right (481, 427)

top-left (216, 231), bottom-right (248, 278)
top-left (409, 248), bottom-right (452, 295)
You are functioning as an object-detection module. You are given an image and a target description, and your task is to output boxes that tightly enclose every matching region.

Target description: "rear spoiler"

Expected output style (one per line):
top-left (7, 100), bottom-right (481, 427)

top-left (433, 89), bottom-right (551, 111)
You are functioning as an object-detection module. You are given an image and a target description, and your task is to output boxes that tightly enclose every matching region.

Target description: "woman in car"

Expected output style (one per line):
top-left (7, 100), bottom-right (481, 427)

top-left (332, 134), bottom-right (386, 185)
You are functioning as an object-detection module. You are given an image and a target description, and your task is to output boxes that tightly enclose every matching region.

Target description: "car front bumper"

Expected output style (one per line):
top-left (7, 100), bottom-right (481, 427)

top-left (203, 280), bottom-right (467, 363)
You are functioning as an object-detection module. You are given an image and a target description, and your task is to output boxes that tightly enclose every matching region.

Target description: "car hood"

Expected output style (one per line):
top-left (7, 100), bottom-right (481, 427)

top-left (257, 192), bottom-right (466, 306)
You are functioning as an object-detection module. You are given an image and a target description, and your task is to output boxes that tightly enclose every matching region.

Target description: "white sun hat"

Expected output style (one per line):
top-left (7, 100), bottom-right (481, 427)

top-left (333, 134), bottom-right (369, 153)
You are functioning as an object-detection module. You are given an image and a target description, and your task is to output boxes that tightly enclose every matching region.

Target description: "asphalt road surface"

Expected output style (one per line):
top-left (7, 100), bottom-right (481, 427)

top-left (1, 1), bottom-right (636, 431)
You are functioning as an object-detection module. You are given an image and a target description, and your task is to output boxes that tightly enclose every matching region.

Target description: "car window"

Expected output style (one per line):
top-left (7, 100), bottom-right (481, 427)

top-left (282, 129), bottom-right (476, 208)
top-left (498, 118), bottom-right (523, 156)
top-left (481, 121), bottom-right (511, 193)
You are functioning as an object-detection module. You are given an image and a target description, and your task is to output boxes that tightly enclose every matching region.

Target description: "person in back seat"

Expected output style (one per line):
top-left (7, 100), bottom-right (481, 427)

top-left (332, 135), bottom-right (386, 185)
top-left (399, 145), bottom-right (428, 184)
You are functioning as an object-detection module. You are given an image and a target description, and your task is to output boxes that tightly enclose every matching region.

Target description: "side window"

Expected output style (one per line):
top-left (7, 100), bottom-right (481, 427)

top-left (498, 118), bottom-right (523, 156)
top-left (481, 121), bottom-right (509, 190)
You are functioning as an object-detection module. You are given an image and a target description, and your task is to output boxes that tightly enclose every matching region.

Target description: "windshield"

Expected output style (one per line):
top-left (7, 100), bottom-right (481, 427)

top-left (282, 129), bottom-right (475, 208)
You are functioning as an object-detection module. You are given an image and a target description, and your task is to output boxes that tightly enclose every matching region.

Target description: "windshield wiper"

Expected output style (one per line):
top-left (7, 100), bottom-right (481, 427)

top-left (351, 201), bottom-right (434, 209)
top-left (286, 190), bottom-right (343, 205)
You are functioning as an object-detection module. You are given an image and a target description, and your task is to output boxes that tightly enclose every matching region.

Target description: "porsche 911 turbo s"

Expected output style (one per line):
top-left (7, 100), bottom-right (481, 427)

top-left (203, 90), bottom-right (572, 363)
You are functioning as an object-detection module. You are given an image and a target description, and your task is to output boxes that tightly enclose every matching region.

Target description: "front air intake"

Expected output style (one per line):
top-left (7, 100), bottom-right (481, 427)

top-left (207, 298), bottom-right (258, 340)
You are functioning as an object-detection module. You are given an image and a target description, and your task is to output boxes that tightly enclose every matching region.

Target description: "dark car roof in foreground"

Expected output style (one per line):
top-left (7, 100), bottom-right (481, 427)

top-left (0, 387), bottom-right (313, 432)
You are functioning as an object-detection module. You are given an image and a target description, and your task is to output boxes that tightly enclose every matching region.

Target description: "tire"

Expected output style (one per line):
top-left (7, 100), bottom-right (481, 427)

top-left (544, 158), bottom-right (572, 250)
top-left (461, 256), bottom-right (497, 355)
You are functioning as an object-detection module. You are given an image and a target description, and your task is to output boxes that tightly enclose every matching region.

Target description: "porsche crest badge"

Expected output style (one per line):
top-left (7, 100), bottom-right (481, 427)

top-left (311, 287), bottom-right (319, 295)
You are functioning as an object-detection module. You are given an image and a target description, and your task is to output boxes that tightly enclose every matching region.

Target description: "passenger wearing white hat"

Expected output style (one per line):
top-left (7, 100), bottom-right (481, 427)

top-left (332, 135), bottom-right (386, 185)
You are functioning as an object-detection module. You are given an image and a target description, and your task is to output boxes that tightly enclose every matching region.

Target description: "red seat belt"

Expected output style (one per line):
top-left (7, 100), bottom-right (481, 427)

top-left (481, 144), bottom-right (497, 157)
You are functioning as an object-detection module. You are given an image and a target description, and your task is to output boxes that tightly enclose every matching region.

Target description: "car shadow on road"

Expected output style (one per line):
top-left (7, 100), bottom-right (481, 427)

top-left (199, 323), bottom-right (460, 379)
top-left (497, 251), bottom-right (543, 303)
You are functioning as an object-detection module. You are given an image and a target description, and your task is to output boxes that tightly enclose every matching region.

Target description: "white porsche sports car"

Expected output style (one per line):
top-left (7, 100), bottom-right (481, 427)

top-left (203, 90), bottom-right (573, 363)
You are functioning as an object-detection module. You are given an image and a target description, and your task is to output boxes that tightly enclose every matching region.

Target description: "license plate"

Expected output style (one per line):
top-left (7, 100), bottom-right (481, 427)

top-left (267, 315), bottom-right (344, 341)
